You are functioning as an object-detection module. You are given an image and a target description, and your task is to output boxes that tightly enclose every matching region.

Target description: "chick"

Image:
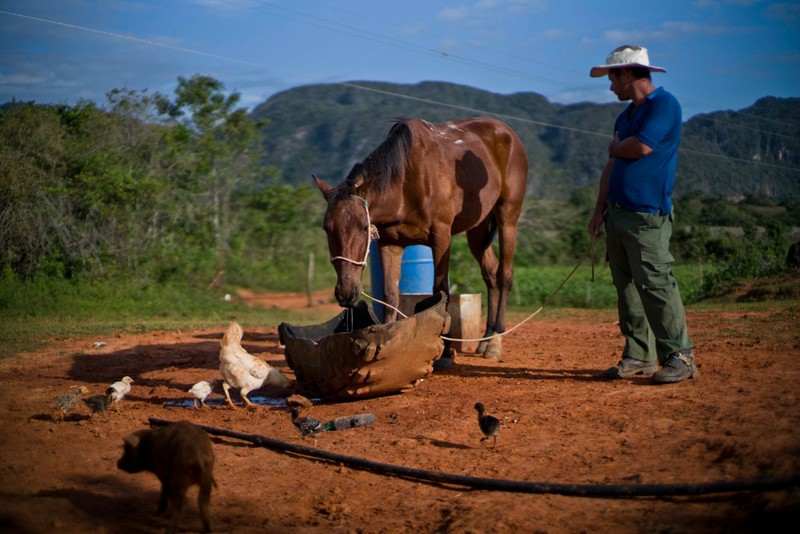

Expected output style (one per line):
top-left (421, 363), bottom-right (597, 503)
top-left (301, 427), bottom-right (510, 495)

top-left (188, 379), bottom-right (219, 409)
top-left (289, 406), bottom-right (328, 443)
top-left (107, 376), bottom-right (134, 411)
top-left (83, 392), bottom-right (113, 420)
top-left (219, 321), bottom-right (291, 409)
top-left (474, 402), bottom-right (501, 449)
top-left (52, 386), bottom-right (89, 421)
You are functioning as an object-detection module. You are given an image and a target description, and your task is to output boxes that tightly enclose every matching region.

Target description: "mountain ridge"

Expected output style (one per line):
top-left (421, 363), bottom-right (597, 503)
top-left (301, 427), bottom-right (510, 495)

top-left (251, 81), bottom-right (800, 200)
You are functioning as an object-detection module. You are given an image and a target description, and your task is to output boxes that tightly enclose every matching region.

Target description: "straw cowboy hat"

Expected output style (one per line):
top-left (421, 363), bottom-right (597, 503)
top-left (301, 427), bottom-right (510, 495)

top-left (589, 45), bottom-right (666, 77)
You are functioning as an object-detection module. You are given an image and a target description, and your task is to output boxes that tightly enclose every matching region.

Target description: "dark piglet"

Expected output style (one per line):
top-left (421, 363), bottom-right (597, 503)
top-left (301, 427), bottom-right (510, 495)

top-left (117, 421), bottom-right (216, 533)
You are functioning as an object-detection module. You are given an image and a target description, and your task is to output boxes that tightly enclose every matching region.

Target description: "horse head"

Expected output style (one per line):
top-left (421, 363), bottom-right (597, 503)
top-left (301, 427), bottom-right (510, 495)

top-left (314, 174), bottom-right (374, 308)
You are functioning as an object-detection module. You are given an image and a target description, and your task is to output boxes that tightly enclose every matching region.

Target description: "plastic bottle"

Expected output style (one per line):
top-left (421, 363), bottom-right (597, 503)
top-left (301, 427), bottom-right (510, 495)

top-left (327, 413), bottom-right (375, 431)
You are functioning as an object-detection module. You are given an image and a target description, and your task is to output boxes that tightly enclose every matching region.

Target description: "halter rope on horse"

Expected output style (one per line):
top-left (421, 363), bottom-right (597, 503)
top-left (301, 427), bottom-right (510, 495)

top-left (330, 193), bottom-right (598, 345)
top-left (329, 195), bottom-right (379, 267)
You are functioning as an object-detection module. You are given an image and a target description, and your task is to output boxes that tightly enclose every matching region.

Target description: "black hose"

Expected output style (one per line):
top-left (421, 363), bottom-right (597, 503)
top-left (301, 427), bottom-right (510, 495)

top-left (148, 417), bottom-right (799, 498)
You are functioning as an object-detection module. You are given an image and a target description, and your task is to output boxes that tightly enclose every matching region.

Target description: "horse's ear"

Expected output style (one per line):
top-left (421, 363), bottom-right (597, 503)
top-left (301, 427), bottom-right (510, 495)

top-left (313, 174), bottom-right (333, 200)
top-left (348, 164), bottom-right (376, 193)
top-left (353, 180), bottom-right (370, 196)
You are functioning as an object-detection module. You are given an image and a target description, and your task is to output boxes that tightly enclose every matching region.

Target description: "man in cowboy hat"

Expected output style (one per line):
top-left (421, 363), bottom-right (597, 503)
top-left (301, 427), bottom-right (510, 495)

top-left (587, 45), bottom-right (698, 384)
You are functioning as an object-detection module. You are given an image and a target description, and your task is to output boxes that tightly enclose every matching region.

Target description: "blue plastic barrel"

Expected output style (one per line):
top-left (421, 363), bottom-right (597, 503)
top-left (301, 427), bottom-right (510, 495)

top-left (368, 243), bottom-right (435, 321)
top-left (399, 245), bottom-right (435, 294)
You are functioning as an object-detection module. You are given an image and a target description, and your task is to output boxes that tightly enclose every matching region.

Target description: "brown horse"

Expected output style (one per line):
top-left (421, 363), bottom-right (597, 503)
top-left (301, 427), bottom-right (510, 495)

top-left (314, 117), bottom-right (528, 358)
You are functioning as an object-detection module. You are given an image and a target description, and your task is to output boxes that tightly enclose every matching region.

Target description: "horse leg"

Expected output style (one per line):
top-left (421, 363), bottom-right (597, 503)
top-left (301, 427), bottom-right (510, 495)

top-left (429, 236), bottom-right (456, 364)
top-left (466, 224), bottom-right (500, 357)
top-left (429, 237), bottom-right (452, 296)
top-left (379, 245), bottom-right (403, 322)
top-left (482, 250), bottom-right (503, 358)
top-left (485, 217), bottom-right (520, 359)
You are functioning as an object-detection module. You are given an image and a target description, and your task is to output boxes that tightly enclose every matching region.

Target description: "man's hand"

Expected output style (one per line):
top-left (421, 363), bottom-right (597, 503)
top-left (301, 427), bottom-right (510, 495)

top-left (608, 131), bottom-right (621, 157)
top-left (588, 210), bottom-right (604, 237)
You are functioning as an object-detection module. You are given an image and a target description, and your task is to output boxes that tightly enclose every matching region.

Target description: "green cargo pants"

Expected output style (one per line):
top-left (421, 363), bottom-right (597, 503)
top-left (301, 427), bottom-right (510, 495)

top-left (604, 203), bottom-right (693, 364)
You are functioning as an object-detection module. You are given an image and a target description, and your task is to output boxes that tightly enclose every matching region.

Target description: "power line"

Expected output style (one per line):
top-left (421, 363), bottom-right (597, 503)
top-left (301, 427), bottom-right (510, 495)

top-left (309, 0), bottom-right (583, 76)
top-left (205, 0), bottom-right (577, 89)
top-left (0, 9), bottom-right (267, 69)
top-left (265, 0), bottom-right (800, 134)
top-left (335, 81), bottom-right (605, 137)
top-left (339, 81), bottom-right (800, 172)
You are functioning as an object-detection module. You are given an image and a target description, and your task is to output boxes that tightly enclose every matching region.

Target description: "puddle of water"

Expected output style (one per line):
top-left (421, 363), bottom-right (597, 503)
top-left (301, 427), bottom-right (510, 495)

top-left (164, 395), bottom-right (320, 409)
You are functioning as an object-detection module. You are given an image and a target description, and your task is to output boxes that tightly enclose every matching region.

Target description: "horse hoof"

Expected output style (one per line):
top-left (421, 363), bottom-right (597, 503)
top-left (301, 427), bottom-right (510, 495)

top-left (476, 340), bottom-right (489, 354)
top-left (482, 338), bottom-right (502, 359)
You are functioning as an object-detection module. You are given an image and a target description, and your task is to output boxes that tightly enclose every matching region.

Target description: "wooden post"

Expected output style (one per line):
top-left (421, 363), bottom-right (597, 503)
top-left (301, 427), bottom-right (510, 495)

top-left (697, 255), bottom-right (704, 295)
top-left (307, 252), bottom-right (315, 307)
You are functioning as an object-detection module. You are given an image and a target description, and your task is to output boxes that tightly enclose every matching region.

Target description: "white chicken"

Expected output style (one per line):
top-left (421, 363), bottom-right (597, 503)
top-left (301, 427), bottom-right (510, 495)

top-left (219, 321), bottom-right (291, 409)
top-left (188, 379), bottom-right (219, 409)
top-left (106, 376), bottom-right (134, 410)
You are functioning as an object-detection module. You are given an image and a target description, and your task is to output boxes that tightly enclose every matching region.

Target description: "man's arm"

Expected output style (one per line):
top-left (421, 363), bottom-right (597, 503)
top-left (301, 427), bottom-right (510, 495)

top-left (588, 157), bottom-right (615, 237)
top-left (608, 131), bottom-right (652, 159)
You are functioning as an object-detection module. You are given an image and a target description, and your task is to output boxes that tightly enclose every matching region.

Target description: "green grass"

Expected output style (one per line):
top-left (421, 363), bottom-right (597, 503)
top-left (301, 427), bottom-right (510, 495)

top-left (451, 261), bottom-right (715, 311)
top-left (2, 265), bottom-right (796, 361)
top-left (0, 278), bottom-right (337, 360)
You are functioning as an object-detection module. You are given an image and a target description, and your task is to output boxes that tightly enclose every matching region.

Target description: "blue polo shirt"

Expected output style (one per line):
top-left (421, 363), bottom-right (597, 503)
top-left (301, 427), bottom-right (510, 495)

top-left (608, 86), bottom-right (682, 215)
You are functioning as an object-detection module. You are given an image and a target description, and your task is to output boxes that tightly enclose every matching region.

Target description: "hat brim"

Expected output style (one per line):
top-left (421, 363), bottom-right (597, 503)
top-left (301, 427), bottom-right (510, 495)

top-left (590, 63), bottom-right (667, 77)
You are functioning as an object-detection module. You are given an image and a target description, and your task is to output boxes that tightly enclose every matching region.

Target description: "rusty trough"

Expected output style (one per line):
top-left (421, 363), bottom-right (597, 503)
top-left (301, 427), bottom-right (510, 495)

top-left (278, 292), bottom-right (451, 401)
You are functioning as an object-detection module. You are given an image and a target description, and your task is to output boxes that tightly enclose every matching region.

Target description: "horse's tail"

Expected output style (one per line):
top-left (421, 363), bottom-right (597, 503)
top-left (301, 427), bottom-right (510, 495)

top-left (482, 213), bottom-right (498, 250)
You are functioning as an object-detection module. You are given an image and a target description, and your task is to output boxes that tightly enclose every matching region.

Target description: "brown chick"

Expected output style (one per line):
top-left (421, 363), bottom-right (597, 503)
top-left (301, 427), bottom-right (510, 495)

top-left (52, 386), bottom-right (89, 421)
top-left (83, 392), bottom-right (113, 420)
top-left (475, 402), bottom-right (501, 449)
top-left (219, 321), bottom-right (291, 409)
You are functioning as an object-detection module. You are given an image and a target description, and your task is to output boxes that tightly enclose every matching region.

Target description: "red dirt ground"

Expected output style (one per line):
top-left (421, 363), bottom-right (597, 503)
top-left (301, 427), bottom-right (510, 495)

top-left (1, 291), bottom-right (798, 533)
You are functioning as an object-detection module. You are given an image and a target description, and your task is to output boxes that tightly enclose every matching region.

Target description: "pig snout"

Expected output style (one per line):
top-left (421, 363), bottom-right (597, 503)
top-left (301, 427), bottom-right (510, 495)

top-left (117, 429), bottom-right (150, 473)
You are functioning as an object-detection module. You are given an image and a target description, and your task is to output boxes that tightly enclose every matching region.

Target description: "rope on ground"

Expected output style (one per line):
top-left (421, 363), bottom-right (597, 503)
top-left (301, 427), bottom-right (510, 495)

top-left (149, 417), bottom-right (800, 498)
top-left (361, 237), bottom-right (598, 344)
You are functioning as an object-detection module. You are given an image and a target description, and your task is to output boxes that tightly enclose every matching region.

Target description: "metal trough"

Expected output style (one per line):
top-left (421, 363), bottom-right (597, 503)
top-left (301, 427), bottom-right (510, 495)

top-left (278, 292), bottom-right (451, 401)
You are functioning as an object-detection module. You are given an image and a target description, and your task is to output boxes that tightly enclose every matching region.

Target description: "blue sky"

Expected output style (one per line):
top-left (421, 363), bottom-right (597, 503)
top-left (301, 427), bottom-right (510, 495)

top-left (0, 0), bottom-right (798, 118)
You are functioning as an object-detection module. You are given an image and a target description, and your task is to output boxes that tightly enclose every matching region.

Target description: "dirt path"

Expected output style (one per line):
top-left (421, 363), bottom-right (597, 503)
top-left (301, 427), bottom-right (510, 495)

top-left (1, 293), bottom-right (798, 533)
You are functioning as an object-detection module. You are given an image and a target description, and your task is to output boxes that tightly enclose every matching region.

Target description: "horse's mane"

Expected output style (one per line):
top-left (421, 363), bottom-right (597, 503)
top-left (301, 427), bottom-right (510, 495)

top-left (332, 120), bottom-right (412, 202)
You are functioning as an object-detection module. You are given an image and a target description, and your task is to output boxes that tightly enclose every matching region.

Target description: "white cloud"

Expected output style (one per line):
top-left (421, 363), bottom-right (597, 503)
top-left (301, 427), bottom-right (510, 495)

top-left (187, 0), bottom-right (257, 9)
top-left (601, 29), bottom-right (667, 44)
top-left (438, 7), bottom-right (469, 21)
top-left (662, 20), bottom-right (748, 35)
top-left (693, 0), bottom-right (721, 9)
top-left (552, 87), bottom-right (618, 105)
top-left (725, 0), bottom-right (762, 6)
top-left (399, 23), bottom-right (426, 36)
top-left (440, 37), bottom-right (463, 50)
top-left (0, 73), bottom-right (49, 86)
top-left (438, 0), bottom-right (545, 22)
top-left (600, 18), bottom-right (749, 46)
top-left (540, 28), bottom-right (572, 41)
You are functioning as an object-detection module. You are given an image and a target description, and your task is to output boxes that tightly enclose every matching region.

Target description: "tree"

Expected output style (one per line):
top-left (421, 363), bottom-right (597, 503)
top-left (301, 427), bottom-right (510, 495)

top-left (159, 75), bottom-right (265, 264)
top-left (0, 103), bottom-right (68, 276)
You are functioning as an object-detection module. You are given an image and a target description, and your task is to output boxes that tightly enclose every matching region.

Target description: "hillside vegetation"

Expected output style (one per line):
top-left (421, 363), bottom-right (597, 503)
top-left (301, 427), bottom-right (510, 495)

top-left (1, 76), bottom-right (798, 328)
top-left (251, 81), bottom-right (800, 201)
